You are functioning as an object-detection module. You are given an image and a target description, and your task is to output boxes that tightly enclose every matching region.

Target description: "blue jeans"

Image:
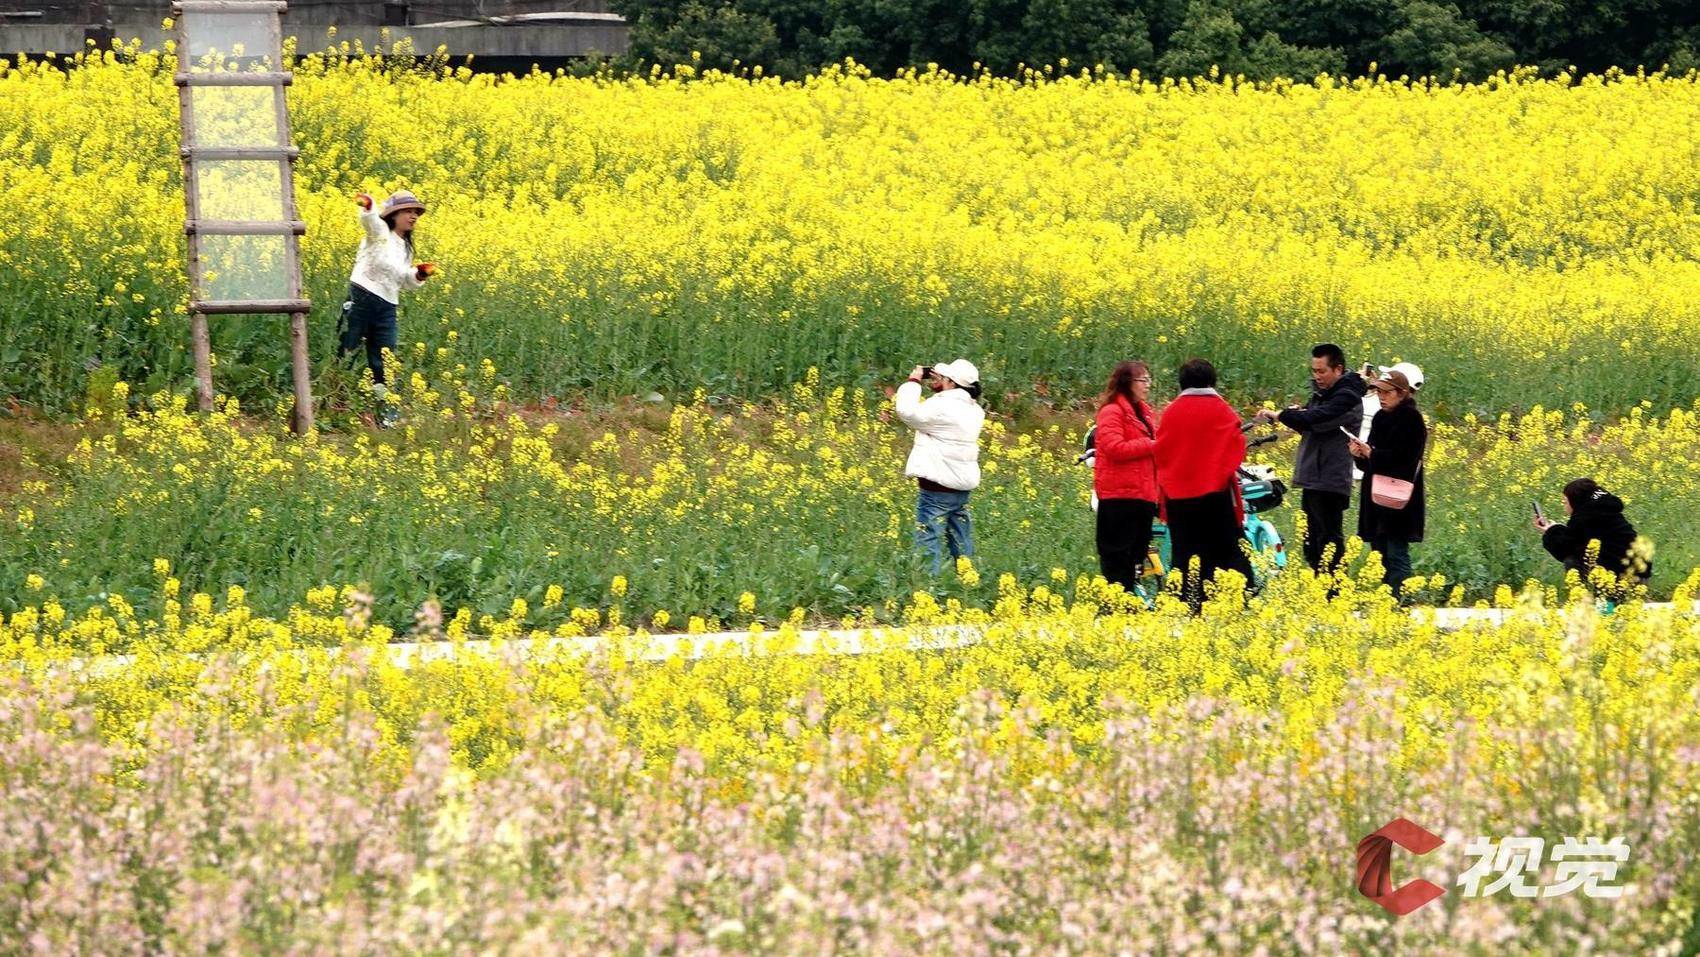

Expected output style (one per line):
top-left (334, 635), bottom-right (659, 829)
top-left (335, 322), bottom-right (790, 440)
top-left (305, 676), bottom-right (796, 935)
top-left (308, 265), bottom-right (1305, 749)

top-left (1371, 536), bottom-right (1413, 599)
top-left (915, 488), bottom-right (974, 574)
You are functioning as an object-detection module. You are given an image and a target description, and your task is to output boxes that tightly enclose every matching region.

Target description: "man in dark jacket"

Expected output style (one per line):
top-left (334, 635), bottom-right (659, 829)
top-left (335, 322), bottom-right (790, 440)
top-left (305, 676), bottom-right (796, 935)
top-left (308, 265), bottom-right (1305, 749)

top-left (1536, 478), bottom-right (1652, 592)
top-left (1255, 343), bottom-right (1365, 573)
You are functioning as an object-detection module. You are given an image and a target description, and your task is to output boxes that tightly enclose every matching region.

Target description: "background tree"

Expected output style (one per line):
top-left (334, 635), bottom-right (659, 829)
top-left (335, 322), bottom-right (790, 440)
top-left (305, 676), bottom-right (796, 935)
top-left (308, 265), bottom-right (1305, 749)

top-left (607, 0), bottom-right (1700, 80)
top-left (1379, 0), bottom-right (1516, 77)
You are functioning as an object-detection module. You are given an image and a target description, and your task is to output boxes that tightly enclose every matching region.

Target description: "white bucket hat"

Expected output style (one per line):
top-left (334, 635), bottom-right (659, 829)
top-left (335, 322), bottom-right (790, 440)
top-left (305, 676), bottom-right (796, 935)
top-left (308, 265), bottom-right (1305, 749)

top-left (1377, 362), bottom-right (1424, 391)
top-left (932, 358), bottom-right (979, 387)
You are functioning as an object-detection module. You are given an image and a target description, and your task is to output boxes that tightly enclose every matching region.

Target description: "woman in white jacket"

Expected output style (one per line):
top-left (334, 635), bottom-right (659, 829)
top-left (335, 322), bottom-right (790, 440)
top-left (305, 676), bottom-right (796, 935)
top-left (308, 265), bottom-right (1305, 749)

top-left (340, 190), bottom-right (436, 427)
top-left (896, 359), bottom-right (985, 574)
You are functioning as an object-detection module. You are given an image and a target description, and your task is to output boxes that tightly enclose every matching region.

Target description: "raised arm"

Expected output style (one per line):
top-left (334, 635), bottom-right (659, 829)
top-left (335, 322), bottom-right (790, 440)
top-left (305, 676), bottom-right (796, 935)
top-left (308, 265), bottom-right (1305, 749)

top-left (356, 194), bottom-right (387, 241)
top-left (894, 380), bottom-right (937, 430)
top-left (1277, 386), bottom-right (1363, 434)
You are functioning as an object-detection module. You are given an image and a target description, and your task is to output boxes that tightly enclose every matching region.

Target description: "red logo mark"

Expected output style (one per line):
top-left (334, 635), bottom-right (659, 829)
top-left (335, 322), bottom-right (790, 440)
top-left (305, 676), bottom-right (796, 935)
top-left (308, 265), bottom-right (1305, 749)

top-left (1357, 818), bottom-right (1446, 915)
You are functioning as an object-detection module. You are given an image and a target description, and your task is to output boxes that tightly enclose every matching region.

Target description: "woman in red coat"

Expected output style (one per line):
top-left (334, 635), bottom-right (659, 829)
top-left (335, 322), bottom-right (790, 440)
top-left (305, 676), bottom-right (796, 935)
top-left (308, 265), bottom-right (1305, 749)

top-left (1154, 358), bottom-right (1252, 609)
top-left (1094, 360), bottom-right (1161, 591)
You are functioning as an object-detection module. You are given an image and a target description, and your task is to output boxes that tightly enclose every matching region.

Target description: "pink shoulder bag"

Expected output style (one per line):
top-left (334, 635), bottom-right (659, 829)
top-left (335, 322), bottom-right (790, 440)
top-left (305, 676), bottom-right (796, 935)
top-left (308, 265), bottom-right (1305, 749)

top-left (1369, 446), bottom-right (1424, 510)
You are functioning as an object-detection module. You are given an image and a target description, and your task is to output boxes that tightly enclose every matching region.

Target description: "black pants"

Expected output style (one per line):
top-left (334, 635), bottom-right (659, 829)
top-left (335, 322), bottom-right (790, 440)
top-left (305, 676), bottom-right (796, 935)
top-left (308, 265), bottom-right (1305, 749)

top-left (1301, 489), bottom-right (1351, 573)
top-left (337, 283), bottom-right (399, 386)
top-left (1097, 498), bottom-right (1158, 593)
top-left (1165, 488), bottom-right (1253, 610)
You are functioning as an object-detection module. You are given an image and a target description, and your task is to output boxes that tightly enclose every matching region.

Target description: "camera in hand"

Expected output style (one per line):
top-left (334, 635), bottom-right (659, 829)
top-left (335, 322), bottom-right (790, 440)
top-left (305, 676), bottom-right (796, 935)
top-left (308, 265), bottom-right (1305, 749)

top-left (919, 366), bottom-right (934, 380)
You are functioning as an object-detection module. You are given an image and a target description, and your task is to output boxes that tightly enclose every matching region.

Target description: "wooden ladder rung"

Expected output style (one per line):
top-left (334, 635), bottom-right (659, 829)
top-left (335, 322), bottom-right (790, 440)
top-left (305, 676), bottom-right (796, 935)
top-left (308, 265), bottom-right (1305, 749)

top-left (187, 220), bottom-right (307, 236)
top-left (175, 72), bottom-right (292, 88)
top-left (191, 299), bottom-right (313, 315)
top-left (173, 1), bottom-right (289, 14)
top-left (182, 146), bottom-right (300, 161)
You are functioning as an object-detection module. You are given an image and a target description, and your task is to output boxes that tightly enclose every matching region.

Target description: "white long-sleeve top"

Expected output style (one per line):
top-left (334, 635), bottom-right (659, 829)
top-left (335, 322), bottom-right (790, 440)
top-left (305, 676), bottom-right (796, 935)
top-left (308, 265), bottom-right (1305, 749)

top-left (349, 207), bottom-right (424, 305)
top-left (1353, 391), bottom-right (1379, 482)
top-left (894, 382), bottom-right (984, 491)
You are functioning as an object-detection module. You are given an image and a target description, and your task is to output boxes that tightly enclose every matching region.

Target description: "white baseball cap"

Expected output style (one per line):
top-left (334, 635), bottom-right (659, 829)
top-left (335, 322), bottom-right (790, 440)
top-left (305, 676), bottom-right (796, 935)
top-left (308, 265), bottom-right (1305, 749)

top-left (1377, 362), bottom-right (1424, 391)
top-left (932, 359), bottom-right (979, 387)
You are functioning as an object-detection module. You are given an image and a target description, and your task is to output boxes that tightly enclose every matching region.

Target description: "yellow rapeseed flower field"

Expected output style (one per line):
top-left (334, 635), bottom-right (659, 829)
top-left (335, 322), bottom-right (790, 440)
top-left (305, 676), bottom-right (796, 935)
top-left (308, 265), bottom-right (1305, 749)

top-left (4, 566), bottom-right (1699, 951)
top-left (1, 354), bottom-right (1693, 628)
top-left (1, 47), bottom-right (1697, 413)
top-left (7, 47), bottom-right (1700, 951)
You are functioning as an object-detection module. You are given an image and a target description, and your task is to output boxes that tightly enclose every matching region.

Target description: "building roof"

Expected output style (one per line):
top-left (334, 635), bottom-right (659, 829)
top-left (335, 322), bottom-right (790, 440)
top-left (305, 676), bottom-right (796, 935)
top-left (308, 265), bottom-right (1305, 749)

top-left (411, 11), bottom-right (626, 28)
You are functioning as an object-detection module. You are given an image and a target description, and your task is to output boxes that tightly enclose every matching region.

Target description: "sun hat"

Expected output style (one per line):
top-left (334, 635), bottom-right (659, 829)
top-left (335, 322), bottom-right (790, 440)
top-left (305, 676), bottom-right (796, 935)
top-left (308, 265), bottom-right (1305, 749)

top-left (932, 359), bottom-right (980, 387)
top-left (380, 190), bottom-right (427, 219)
top-left (1377, 361), bottom-right (1423, 391)
top-left (1370, 369), bottom-right (1414, 394)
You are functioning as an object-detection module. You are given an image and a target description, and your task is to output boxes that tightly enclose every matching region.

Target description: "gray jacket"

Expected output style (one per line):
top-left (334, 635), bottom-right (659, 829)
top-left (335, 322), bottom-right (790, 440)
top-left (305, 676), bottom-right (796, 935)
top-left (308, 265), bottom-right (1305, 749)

top-left (1277, 371), bottom-right (1366, 496)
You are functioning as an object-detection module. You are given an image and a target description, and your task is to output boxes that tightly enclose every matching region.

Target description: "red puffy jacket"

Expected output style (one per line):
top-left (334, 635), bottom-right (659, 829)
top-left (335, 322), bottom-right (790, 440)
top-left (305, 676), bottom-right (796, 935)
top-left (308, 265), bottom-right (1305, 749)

top-left (1154, 389), bottom-right (1247, 524)
top-left (1094, 396), bottom-right (1160, 502)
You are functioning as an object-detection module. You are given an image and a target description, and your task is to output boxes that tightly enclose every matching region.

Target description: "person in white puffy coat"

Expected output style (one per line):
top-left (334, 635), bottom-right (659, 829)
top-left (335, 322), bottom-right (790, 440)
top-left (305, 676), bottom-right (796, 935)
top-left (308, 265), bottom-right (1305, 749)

top-left (895, 359), bottom-right (985, 573)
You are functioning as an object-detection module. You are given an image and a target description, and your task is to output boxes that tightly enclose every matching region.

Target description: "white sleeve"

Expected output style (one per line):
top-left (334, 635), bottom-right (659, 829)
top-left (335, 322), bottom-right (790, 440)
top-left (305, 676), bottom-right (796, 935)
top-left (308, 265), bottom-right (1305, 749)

top-left (400, 262), bottom-right (425, 289)
top-left (358, 206), bottom-right (387, 241)
top-left (894, 381), bottom-right (935, 429)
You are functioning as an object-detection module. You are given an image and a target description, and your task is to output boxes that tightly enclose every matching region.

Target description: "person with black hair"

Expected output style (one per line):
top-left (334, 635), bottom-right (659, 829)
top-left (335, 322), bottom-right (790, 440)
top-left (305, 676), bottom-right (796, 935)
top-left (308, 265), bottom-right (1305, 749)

top-left (1255, 343), bottom-right (1365, 574)
top-left (895, 359), bottom-right (985, 574)
top-left (1093, 360), bottom-right (1160, 592)
top-left (1154, 358), bottom-right (1252, 609)
top-left (1535, 478), bottom-right (1652, 591)
top-left (341, 190), bottom-right (436, 428)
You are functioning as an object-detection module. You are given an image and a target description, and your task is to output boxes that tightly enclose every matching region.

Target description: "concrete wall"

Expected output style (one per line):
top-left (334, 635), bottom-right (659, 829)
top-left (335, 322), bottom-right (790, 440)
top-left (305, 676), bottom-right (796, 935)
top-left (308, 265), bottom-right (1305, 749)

top-left (3, 2), bottom-right (619, 22)
top-left (0, 2), bottom-right (628, 59)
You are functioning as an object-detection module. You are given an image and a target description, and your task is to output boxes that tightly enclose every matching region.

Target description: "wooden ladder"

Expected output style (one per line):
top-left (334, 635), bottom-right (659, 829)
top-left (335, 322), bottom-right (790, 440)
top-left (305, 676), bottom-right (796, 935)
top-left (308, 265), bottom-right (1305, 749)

top-left (174, 0), bottom-right (314, 434)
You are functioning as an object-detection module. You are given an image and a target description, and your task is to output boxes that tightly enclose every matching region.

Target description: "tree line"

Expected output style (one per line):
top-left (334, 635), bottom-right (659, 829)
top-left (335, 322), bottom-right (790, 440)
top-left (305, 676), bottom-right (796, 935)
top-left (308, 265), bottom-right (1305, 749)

top-left (603, 0), bottom-right (1700, 81)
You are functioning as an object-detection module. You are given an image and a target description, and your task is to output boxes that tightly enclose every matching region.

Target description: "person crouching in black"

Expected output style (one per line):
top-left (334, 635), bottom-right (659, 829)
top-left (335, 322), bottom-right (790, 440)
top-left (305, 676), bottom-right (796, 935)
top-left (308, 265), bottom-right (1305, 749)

top-left (1535, 478), bottom-right (1652, 595)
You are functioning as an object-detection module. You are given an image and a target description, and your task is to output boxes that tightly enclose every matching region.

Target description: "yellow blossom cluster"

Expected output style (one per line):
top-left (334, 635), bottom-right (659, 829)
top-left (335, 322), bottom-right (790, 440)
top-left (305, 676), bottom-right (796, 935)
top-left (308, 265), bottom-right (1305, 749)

top-left (6, 358), bottom-right (1700, 627)
top-left (3, 50), bottom-right (1699, 411)
top-left (3, 563), bottom-right (1697, 797)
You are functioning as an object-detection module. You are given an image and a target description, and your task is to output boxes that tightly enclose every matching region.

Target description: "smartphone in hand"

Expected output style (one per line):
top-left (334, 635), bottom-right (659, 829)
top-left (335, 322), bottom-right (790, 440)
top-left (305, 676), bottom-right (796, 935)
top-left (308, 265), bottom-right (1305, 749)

top-left (1532, 500), bottom-right (1545, 523)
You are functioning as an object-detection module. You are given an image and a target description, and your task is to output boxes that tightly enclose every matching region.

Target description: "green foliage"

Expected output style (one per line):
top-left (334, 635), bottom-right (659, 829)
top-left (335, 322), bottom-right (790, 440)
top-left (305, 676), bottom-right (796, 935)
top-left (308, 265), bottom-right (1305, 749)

top-left (1379, 0), bottom-right (1516, 79)
top-left (4, 384), bottom-right (1696, 631)
top-left (608, 0), bottom-right (1700, 80)
top-left (619, 1), bottom-right (786, 74)
top-left (1155, 0), bottom-right (1345, 78)
top-left (965, 0), bottom-right (1159, 73)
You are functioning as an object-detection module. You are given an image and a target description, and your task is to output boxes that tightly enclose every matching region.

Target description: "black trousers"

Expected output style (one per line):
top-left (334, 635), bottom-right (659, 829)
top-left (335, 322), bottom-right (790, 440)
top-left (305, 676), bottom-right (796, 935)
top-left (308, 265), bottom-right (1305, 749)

top-left (1097, 498), bottom-right (1158, 593)
top-left (1300, 489), bottom-right (1351, 573)
top-left (1165, 488), bottom-right (1253, 609)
